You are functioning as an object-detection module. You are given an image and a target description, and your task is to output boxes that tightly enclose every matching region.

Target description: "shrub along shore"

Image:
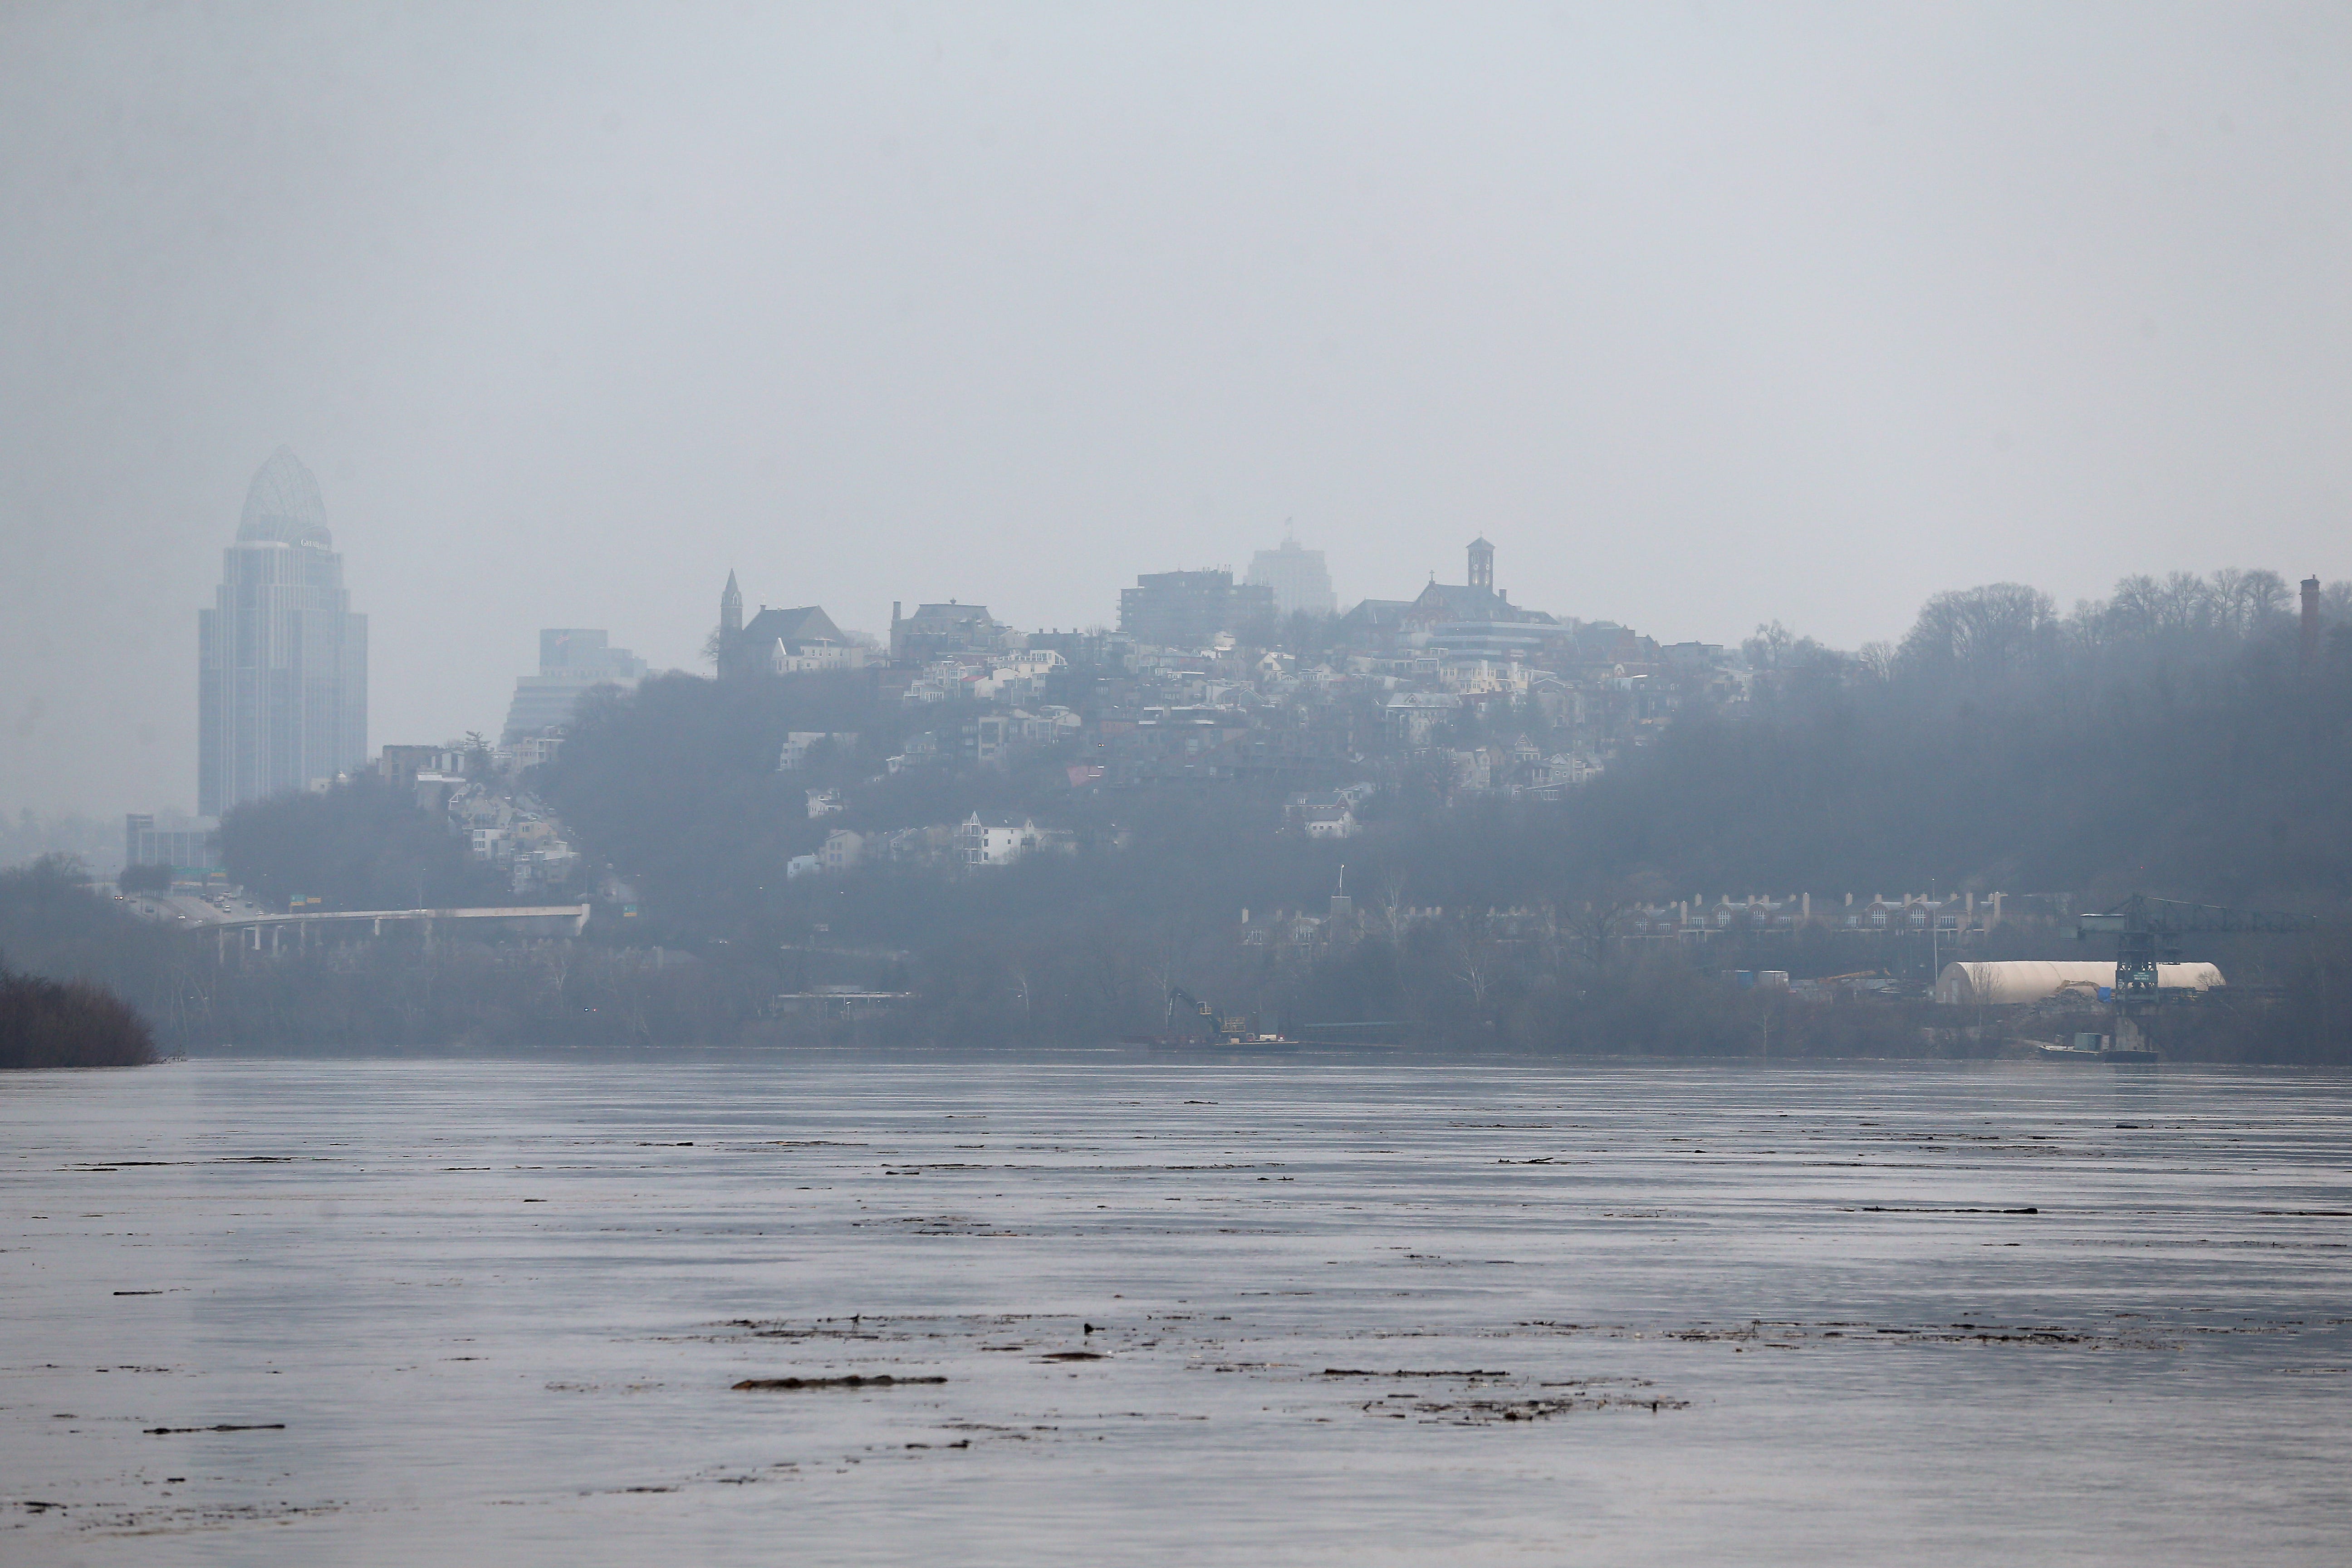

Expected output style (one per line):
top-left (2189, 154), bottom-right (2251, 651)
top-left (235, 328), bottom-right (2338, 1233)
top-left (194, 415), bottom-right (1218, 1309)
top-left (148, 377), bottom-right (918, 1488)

top-left (0, 958), bottom-right (156, 1068)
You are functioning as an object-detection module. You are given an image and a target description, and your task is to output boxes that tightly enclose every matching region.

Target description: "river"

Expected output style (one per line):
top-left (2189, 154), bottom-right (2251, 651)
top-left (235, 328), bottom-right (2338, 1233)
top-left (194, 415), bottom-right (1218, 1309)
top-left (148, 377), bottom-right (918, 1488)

top-left (4, 1054), bottom-right (2347, 1563)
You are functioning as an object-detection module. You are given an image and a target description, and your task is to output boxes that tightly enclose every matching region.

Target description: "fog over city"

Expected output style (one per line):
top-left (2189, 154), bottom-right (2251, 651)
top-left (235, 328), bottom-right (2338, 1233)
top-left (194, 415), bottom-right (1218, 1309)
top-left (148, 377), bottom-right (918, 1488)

top-left (11, 10), bottom-right (2352, 1563)
top-left (4, 2), bottom-right (2347, 818)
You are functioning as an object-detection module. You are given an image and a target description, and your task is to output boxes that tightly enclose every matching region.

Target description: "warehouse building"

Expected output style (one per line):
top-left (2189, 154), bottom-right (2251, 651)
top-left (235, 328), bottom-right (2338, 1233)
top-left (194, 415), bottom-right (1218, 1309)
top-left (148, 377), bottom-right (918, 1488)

top-left (1934, 960), bottom-right (2224, 1006)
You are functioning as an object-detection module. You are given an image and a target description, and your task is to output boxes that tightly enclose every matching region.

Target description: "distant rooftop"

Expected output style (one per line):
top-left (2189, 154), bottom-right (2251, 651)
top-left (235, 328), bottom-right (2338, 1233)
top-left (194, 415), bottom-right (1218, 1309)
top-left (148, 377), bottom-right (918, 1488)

top-left (236, 446), bottom-right (332, 547)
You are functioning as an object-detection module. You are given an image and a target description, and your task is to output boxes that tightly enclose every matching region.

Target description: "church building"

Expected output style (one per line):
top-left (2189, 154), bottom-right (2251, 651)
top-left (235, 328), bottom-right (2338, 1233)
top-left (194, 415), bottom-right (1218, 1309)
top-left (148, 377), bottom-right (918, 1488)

top-left (714, 571), bottom-right (860, 677)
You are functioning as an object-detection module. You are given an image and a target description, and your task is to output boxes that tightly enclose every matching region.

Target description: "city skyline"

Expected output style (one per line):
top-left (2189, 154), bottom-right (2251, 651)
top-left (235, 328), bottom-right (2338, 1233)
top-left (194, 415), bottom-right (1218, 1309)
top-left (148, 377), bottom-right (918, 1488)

top-left (78, 479), bottom-right (2352, 838)
top-left (5, 6), bottom-right (2350, 819)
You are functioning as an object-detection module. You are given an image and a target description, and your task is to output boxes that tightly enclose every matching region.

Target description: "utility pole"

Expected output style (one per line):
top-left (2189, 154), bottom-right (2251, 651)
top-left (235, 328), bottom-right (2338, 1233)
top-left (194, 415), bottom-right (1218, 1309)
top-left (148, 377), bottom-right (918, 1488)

top-left (1930, 879), bottom-right (1938, 982)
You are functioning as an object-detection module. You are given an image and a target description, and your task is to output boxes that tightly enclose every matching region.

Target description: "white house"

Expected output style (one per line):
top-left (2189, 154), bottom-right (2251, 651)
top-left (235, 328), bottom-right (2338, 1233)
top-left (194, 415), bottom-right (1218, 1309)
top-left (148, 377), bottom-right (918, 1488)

top-left (1301, 803), bottom-right (1357, 839)
top-left (959, 811), bottom-right (1039, 868)
top-left (1284, 789), bottom-right (1361, 839)
top-left (769, 639), bottom-right (867, 675)
top-left (969, 648), bottom-right (1065, 704)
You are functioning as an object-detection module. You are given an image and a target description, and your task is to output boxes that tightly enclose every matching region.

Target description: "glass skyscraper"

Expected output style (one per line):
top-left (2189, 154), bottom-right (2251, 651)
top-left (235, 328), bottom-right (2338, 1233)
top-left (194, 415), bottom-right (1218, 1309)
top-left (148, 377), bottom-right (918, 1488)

top-left (197, 447), bottom-right (368, 815)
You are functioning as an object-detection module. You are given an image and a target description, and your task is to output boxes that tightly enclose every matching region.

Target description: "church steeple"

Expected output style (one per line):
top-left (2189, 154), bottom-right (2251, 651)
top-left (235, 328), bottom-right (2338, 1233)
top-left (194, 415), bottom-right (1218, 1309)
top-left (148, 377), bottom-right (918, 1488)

top-left (720, 569), bottom-right (743, 637)
top-left (1467, 537), bottom-right (1494, 592)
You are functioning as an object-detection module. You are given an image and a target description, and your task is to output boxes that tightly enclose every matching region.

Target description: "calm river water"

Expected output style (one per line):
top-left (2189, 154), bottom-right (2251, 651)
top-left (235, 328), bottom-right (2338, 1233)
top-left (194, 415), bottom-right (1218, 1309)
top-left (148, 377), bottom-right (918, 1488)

top-left (4, 1054), bottom-right (2348, 1564)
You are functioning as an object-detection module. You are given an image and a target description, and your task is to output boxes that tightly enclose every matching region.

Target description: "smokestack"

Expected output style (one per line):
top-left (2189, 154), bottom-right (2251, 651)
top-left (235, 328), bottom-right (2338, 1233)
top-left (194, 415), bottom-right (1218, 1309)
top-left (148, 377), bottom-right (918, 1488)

top-left (2302, 575), bottom-right (2322, 671)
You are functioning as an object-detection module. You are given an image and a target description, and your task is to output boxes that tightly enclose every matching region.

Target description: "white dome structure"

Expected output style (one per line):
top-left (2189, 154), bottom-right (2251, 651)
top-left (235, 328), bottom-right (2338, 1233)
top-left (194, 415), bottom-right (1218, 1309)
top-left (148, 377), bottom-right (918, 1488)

top-left (1934, 960), bottom-right (2225, 1006)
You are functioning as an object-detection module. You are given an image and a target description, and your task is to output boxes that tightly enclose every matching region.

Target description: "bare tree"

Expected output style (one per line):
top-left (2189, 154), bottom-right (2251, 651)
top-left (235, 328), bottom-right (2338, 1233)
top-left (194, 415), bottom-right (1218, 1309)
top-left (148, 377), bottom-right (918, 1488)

top-left (1563, 872), bottom-right (1669, 968)
top-left (1896, 583), bottom-right (2057, 684)
top-left (1563, 896), bottom-right (1635, 969)
top-left (2155, 571), bottom-right (2215, 632)
top-left (1744, 620), bottom-right (1795, 669)
top-left (1451, 911), bottom-right (1495, 1013)
top-left (1147, 913), bottom-right (1204, 1026)
top-left (2241, 569), bottom-right (2290, 625)
top-left (1377, 870), bottom-right (1410, 944)
top-left (2104, 574), bottom-right (2161, 639)
top-left (2210, 568), bottom-right (2249, 632)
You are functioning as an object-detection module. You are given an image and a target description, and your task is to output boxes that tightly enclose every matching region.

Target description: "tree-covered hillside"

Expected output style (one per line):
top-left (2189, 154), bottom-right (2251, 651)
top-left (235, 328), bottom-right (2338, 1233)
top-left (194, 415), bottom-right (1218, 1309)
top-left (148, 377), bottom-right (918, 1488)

top-left (537, 576), bottom-right (2352, 944)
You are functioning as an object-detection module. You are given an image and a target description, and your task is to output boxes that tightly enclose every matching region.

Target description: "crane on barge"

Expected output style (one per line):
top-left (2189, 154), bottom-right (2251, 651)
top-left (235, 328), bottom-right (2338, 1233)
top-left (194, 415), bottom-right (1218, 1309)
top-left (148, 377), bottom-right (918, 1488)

top-left (1122, 987), bottom-right (1295, 1048)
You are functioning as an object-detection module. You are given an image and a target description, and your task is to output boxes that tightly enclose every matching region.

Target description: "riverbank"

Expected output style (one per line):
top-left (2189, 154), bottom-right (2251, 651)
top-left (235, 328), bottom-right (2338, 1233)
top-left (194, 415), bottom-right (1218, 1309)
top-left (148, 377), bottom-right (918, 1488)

top-left (0, 968), bottom-right (155, 1068)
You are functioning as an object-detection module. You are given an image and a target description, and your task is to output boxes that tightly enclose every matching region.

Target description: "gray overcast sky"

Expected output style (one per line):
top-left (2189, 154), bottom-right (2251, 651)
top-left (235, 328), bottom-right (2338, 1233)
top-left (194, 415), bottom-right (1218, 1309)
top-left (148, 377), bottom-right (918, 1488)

top-left (4, 1), bottom-right (2348, 818)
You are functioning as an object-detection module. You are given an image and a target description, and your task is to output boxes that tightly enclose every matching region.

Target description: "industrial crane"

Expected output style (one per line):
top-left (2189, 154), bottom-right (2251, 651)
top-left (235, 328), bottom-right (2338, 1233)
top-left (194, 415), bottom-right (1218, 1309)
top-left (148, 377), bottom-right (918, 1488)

top-left (1155, 987), bottom-right (1293, 1046)
top-left (2075, 895), bottom-right (2320, 1055)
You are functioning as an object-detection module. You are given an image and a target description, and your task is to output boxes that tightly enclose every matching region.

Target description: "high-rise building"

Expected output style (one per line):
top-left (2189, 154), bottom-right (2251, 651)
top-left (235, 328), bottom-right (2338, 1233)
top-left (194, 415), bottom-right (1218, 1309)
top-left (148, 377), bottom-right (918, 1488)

top-left (1246, 534), bottom-right (1338, 618)
top-left (503, 629), bottom-right (648, 738)
top-left (1118, 569), bottom-right (1278, 650)
top-left (197, 448), bottom-right (368, 815)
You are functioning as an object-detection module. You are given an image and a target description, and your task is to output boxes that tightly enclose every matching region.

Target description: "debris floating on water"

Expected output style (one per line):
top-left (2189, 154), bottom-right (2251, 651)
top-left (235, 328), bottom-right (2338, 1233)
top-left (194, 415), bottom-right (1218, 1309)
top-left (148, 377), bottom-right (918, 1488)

top-left (731, 1375), bottom-right (946, 1391)
top-left (143, 1423), bottom-right (286, 1434)
top-left (1322, 1368), bottom-right (1509, 1378)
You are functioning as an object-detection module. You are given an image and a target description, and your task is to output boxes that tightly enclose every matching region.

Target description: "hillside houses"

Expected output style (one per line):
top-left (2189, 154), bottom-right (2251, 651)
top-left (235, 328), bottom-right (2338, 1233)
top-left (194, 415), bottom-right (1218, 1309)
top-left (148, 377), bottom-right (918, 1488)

top-left (622, 535), bottom-right (1770, 888)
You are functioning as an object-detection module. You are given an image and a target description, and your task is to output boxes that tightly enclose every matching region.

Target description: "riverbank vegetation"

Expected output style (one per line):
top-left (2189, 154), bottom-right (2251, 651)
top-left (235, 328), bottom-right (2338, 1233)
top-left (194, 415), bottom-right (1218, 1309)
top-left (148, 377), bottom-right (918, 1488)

top-left (2, 852), bottom-right (2343, 1061)
top-left (0, 947), bottom-right (156, 1068)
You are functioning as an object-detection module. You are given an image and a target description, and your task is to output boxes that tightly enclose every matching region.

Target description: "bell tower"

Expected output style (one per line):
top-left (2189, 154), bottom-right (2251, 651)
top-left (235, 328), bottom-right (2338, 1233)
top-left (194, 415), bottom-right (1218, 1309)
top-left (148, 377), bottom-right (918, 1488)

top-left (720, 569), bottom-right (743, 637)
top-left (1467, 536), bottom-right (1494, 592)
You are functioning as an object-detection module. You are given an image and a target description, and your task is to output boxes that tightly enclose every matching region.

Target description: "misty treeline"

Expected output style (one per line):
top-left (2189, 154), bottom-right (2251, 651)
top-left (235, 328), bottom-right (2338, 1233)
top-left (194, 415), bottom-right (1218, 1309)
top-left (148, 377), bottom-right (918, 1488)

top-left (10, 568), bottom-right (2349, 1060)
top-left (0, 854), bottom-right (759, 1052)
top-left (1592, 572), bottom-right (2352, 905)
